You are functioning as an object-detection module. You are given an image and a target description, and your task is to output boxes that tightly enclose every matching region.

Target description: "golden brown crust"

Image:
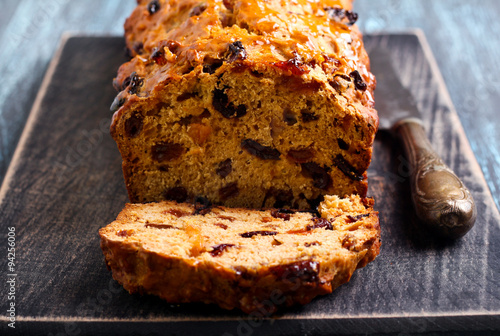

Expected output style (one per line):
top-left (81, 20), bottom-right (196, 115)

top-left (119, 0), bottom-right (376, 111)
top-left (99, 195), bottom-right (380, 313)
top-left (111, 0), bottom-right (378, 209)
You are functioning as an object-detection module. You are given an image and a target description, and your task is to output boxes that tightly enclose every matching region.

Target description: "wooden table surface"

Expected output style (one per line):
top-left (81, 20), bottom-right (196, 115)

top-left (1, 0), bottom-right (499, 212)
top-left (0, 1), bottom-right (499, 335)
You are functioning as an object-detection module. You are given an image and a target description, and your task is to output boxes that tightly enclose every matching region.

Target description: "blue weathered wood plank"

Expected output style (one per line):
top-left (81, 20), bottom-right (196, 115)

top-left (0, 0), bottom-right (135, 187)
top-left (0, 0), bottom-right (499, 212)
top-left (355, 0), bottom-right (500, 210)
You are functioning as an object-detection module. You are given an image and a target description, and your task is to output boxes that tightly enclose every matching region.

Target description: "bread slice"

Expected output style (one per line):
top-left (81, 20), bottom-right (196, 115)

top-left (110, 0), bottom-right (378, 209)
top-left (99, 195), bottom-right (380, 313)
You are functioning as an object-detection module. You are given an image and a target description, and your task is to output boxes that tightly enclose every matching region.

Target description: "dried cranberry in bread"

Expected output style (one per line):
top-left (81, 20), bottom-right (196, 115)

top-left (99, 195), bottom-right (380, 313)
top-left (110, 0), bottom-right (378, 208)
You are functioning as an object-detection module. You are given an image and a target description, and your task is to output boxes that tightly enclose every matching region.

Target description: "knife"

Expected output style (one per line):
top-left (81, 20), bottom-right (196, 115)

top-left (370, 48), bottom-right (476, 239)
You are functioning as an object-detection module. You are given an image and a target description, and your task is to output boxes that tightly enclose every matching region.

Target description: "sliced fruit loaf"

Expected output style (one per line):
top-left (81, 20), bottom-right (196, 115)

top-left (110, 0), bottom-right (378, 209)
top-left (99, 195), bottom-right (380, 313)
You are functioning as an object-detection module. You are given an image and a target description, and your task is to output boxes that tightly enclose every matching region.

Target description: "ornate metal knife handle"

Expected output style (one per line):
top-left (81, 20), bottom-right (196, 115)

top-left (393, 118), bottom-right (476, 239)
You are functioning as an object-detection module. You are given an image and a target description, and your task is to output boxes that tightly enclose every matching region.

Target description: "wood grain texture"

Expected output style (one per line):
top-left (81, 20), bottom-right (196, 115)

top-left (0, 34), bottom-right (498, 336)
top-left (0, 0), bottom-right (135, 190)
top-left (355, 0), bottom-right (500, 213)
top-left (1, 0), bottom-right (498, 214)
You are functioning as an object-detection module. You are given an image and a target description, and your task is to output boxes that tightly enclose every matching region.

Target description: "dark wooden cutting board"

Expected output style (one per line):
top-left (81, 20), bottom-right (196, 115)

top-left (0, 32), bottom-right (499, 336)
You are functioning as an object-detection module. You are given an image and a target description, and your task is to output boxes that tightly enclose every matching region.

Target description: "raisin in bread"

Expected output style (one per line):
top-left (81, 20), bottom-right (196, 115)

top-left (99, 195), bottom-right (380, 313)
top-left (110, 0), bottom-right (378, 209)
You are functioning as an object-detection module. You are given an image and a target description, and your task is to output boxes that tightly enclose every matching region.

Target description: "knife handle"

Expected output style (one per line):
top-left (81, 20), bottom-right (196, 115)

top-left (393, 118), bottom-right (476, 239)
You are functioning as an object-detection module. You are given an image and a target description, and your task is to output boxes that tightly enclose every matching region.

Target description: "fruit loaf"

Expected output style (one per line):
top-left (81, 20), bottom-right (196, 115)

top-left (110, 0), bottom-right (378, 209)
top-left (99, 195), bottom-right (380, 313)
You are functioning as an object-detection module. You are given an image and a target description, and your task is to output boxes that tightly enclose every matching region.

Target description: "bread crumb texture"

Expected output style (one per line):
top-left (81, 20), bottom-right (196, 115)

top-left (110, 0), bottom-right (378, 209)
top-left (99, 195), bottom-right (380, 313)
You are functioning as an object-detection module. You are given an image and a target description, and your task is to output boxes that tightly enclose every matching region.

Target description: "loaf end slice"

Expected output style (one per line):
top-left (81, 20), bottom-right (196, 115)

top-left (99, 195), bottom-right (380, 313)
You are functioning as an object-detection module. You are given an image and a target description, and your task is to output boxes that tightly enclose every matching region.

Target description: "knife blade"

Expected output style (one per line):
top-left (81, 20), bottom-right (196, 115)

top-left (369, 47), bottom-right (476, 239)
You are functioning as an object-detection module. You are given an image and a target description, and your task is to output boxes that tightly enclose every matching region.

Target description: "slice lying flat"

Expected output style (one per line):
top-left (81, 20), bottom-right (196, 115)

top-left (99, 195), bottom-right (380, 314)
